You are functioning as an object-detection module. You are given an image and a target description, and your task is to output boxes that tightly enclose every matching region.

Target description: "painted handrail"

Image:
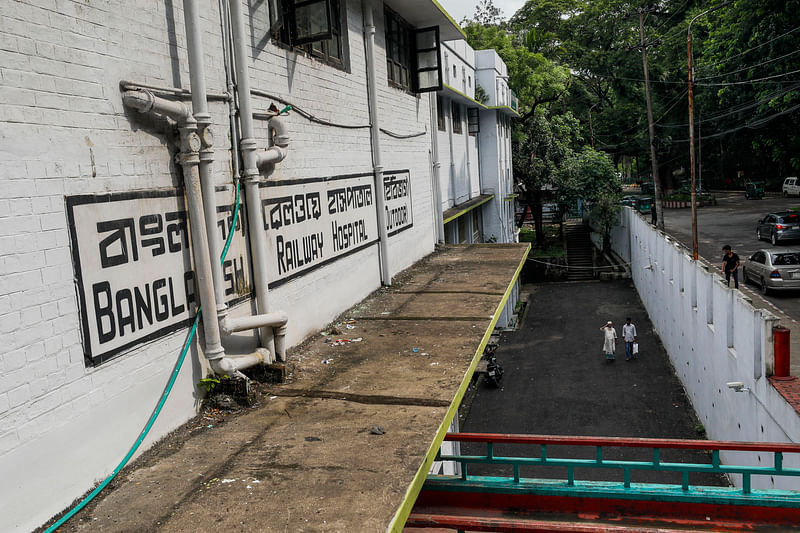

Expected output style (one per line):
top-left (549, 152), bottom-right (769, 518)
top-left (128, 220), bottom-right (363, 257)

top-left (444, 432), bottom-right (800, 452)
top-left (439, 433), bottom-right (800, 494)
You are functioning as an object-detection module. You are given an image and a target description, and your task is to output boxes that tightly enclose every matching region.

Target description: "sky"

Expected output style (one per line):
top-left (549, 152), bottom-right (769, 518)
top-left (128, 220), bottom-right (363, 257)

top-left (438, 0), bottom-right (528, 24)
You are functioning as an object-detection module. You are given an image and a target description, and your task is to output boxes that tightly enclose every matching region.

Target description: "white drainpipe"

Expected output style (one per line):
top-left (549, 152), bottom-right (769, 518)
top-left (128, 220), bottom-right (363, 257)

top-left (226, 0), bottom-right (292, 360)
top-left (183, 0), bottom-right (228, 322)
top-left (122, 90), bottom-right (226, 369)
top-left (428, 92), bottom-right (444, 242)
top-left (362, 0), bottom-right (392, 286)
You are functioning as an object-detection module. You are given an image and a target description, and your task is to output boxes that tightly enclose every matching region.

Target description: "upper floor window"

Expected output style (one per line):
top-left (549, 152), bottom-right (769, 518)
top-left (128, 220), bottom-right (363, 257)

top-left (437, 96), bottom-right (446, 131)
top-left (451, 101), bottom-right (462, 134)
top-left (385, 7), bottom-right (412, 90)
top-left (384, 7), bottom-right (443, 93)
top-left (270, 0), bottom-right (347, 70)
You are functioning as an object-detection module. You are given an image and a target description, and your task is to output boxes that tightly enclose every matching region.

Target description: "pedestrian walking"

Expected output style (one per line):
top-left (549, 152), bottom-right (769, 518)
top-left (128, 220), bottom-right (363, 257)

top-left (650, 203), bottom-right (657, 225)
top-left (600, 321), bottom-right (618, 363)
top-left (622, 317), bottom-right (637, 361)
top-left (721, 245), bottom-right (740, 289)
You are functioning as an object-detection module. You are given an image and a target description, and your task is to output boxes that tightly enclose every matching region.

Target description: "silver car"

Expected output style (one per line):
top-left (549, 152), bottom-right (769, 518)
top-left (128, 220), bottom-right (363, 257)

top-left (742, 249), bottom-right (800, 293)
top-left (756, 212), bottom-right (800, 245)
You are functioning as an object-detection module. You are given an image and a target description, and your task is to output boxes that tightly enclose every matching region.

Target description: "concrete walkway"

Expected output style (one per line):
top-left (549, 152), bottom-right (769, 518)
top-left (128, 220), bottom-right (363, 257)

top-left (462, 279), bottom-right (727, 487)
top-left (41, 244), bottom-right (528, 533)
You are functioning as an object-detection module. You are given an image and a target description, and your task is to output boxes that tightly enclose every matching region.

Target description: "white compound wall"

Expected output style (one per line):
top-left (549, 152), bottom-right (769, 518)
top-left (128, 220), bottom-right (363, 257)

top-left (613, 208), bottom-right (800, 489)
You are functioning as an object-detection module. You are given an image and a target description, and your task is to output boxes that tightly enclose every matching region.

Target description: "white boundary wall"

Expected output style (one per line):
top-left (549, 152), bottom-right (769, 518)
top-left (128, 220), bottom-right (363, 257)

top-left (614, 208), bottom-right (800, 489)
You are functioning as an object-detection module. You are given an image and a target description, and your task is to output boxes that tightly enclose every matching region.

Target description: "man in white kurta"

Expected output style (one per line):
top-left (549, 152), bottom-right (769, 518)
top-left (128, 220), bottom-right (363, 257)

top-left (600, 321), bottom-right (617, 362)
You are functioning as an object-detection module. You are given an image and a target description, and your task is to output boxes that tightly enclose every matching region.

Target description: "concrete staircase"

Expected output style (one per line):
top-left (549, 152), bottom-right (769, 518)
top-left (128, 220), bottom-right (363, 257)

top-left (565, 222), bottom-right (594, 281)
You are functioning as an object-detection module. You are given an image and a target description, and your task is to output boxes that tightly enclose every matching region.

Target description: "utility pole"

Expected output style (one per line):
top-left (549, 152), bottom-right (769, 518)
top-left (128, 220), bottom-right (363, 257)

top-left (688, 2), bottom-right (729, 260)
top-left (638, 7), bottom-right (664, 230)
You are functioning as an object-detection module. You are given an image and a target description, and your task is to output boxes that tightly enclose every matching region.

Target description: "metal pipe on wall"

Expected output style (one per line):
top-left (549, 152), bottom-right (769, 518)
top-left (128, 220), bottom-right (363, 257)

top-left (428, 93), bottom-right (445, 243)
top-left (177, 120), bottom-right (227, 364)
top-left (184, 0), bottom-right (228, 320)
top-left (362, 0), bottom-right (392, 285)
top-left (228, 0), bottom-right (276, 358)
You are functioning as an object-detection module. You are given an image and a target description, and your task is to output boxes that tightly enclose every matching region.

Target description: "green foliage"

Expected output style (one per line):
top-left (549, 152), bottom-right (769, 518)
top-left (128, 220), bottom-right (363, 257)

top-left (557, 146), bottom-right (621, 207)
top-left (474, 83), bottom-right (489, 104)
top-left (519, 227), bottom-right (535, 242)
top-left (197, 374), bottom-right (230, 394)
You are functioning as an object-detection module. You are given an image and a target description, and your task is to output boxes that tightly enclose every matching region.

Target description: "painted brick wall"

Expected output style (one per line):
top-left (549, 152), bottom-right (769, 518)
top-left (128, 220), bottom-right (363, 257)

top-left (0, 0), bottom-right (436, 530)
top-left (615, 208), bottom-right (800, 490)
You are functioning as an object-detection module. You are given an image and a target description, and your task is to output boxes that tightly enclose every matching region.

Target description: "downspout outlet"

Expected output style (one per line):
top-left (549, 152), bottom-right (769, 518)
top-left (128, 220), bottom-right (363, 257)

top-left (256, 116), bottom-right (290, 169)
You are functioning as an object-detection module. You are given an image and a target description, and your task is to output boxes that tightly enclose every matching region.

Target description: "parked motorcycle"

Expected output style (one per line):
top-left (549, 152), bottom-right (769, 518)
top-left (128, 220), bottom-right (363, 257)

top-left (483, 343), bottom-right (504, 387)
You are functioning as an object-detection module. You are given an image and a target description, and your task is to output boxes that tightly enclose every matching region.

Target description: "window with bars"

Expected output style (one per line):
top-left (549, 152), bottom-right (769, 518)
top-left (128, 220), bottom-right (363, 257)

top-left (437, 96), bottom-right (446, 131)
top-left (384, 6), bottom-right (442, 93)
top-left (451, 101), bottom-right (462, 134)
top-left (269, 0), bottom-right (347, 69)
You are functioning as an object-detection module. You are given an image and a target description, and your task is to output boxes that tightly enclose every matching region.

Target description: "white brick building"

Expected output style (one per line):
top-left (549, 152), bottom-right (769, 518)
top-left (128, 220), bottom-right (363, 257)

top-left (434, 40), bottom-right (519, 245)
top-left (0, 1), bottom-right (521, 530)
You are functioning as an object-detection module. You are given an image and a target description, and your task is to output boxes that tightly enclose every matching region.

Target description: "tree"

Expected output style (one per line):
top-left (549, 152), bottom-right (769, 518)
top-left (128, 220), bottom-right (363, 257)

top-left (463, 20), bottom-right (571, 123)
top-left (467, 0), bottom-right (505, 26)
top-left (513, 112), bottom-right (583, 245)
top-left (557, 147), bottom-right (622, 252)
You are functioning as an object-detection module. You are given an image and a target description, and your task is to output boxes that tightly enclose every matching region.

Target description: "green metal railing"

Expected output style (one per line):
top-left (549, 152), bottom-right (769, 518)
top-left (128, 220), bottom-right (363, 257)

top-left (433, 433), bottom-right (800, 504)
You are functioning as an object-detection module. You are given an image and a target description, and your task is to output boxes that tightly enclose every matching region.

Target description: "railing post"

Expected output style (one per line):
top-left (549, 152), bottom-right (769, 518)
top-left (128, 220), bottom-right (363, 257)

top-left (775, 451), bottom-right (783, 472)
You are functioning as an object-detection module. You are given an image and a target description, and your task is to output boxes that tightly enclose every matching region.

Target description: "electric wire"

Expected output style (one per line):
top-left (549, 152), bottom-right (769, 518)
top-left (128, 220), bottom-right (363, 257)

top-left (43, 180), bottom-right (243, 533)
top-left (697, 25), bottom-right (800, 72)
top-left (656, 83), bottom-right (800, 128)
top-left (696, 68), bottom-right (800, 86)
top-left (250, 88), bottom-right (427, 137)
top-left (695, 49), bottom-right (800, 81)
top-left (670, 101), bottom-right (800, 142)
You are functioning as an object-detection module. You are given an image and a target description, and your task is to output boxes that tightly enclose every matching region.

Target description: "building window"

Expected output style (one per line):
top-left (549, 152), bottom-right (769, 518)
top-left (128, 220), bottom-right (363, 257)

top-left (451, 101), bottom-right (462, 134)
top-left (270, 0), bottom-right (347, 69)
top-left (385, 7), bottom-right (412, 90)
top-left (437, 96), bottom-right (446, 131)
top-left (384, 7), bottom-right (442, 93)
top-left (467, 107), bottom-right (479, 136)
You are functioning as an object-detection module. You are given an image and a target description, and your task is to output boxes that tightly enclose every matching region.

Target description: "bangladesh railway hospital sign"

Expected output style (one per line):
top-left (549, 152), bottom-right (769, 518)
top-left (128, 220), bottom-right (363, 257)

top-left (67, 170), bottom-right (413, 366)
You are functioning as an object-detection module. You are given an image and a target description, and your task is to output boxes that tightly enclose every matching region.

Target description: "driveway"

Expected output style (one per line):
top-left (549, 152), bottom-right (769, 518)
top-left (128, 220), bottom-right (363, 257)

top-left (462, 280), bottom-right (727, 487)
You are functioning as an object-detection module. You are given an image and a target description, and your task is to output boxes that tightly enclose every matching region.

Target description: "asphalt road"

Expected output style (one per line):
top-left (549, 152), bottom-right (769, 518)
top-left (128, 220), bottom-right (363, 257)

top-left (461, 280), bottom-right (727, 486)
top-left (662, 191), bottom-right (800, 323)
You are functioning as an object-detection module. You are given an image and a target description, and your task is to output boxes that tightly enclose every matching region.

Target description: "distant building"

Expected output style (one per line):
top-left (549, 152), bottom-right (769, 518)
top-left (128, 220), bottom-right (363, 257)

top-left (434, 40), bottom-right (519, 245)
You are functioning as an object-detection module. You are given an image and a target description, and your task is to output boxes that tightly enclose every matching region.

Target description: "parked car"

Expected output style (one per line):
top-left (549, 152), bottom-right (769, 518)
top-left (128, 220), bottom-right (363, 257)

top-left (783, 177), bottom-right (800, 197)
top-left (756, 212), bottom-right (800, 245)
top-left (620, 195), bottom-right (638, 207)
top-left (742, 249), bottom-right (800, 294)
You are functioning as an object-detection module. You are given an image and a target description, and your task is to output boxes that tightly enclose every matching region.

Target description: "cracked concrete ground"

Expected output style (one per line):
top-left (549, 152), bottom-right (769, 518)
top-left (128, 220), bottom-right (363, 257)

top-left (42, 244), bottom-right (529, 533)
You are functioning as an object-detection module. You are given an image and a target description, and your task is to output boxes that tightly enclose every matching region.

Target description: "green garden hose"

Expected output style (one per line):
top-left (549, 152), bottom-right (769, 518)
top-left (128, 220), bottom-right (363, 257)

top-left (45, 179), bottom-right (241, 532)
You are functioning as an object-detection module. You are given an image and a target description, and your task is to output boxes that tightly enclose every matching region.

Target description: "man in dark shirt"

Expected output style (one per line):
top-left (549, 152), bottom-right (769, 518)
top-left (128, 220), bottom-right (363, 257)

top-left (721, 244), bottom-right (740, 289)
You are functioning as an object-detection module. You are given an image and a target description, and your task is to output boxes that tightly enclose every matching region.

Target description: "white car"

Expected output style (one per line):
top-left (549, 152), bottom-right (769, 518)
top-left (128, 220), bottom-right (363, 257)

top-left (782, 177), bottom-right (800, 197)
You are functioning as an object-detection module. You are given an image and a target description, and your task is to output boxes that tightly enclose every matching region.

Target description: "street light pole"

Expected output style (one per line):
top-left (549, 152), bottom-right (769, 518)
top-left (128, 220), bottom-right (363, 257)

top-left (688, 2), bottom-right (729, 261)
top-left (688, 20), bottom-right (698, 260)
